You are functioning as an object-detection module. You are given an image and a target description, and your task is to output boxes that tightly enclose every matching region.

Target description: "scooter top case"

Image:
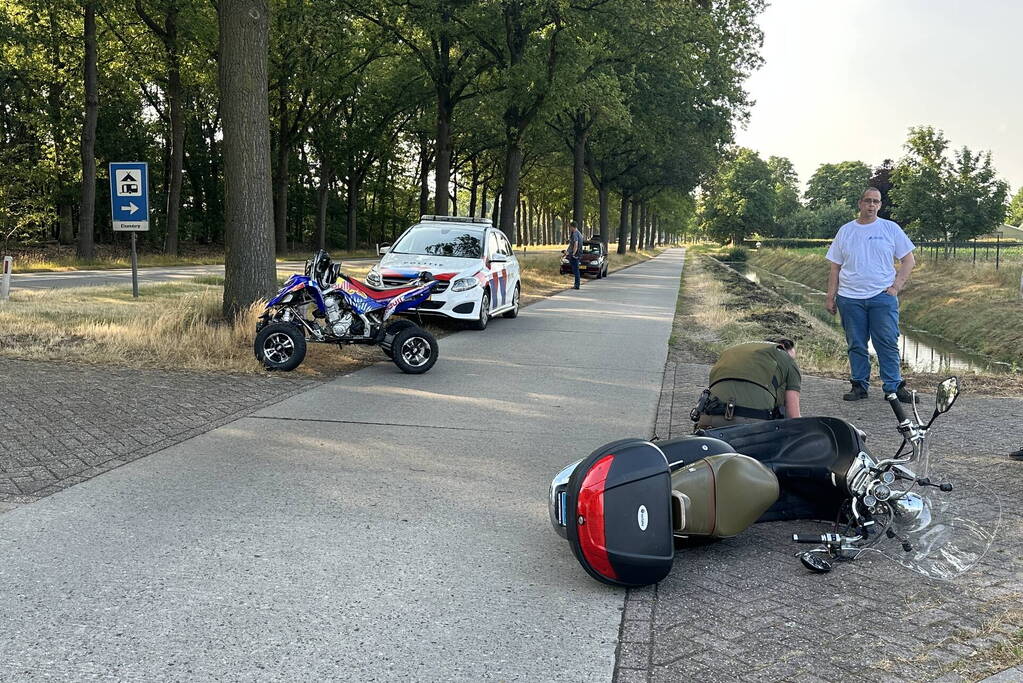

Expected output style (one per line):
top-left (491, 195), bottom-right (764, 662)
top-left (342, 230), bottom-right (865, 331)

top-left (564, 439), bottom-right (674, 587)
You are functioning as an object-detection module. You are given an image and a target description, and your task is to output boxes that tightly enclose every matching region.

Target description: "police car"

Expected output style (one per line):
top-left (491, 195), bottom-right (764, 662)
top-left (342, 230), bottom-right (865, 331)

top-left (365, 216), bottom-right (521, 330)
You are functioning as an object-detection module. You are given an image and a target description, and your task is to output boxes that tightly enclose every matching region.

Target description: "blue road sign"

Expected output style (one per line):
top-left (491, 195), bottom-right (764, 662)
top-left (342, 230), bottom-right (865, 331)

top-left (109, 162), bottom-right (150, 232)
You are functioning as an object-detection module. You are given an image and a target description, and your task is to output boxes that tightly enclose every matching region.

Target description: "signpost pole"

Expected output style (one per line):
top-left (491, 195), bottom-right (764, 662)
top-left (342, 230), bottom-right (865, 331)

top-left (109, 161), bottom-right (149, 297)
top-left (131, 231), bottom-right (139, 298)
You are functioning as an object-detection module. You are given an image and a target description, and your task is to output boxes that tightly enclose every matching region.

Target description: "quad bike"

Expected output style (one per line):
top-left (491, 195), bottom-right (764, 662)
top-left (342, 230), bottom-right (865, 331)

top-left (255, 250), bottom-right (440, 374)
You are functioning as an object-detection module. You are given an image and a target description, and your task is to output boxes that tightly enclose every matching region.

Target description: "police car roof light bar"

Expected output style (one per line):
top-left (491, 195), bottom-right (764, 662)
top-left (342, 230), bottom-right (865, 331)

top-left (420, 215), bottom-right (493, 225)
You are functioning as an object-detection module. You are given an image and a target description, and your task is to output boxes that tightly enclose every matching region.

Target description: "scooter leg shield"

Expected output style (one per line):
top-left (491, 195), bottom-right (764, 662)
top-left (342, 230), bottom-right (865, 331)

top-left (565, 439), bottom-right (675, 587)
top-left (671, 454), bottom-right (780, 538)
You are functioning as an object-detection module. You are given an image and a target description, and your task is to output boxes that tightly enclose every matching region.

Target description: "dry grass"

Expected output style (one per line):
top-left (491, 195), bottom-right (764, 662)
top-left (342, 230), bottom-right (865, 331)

top-left (0, 250), bottom-right (659, 375)
top-left (670, 254), bottom-right (850, 377)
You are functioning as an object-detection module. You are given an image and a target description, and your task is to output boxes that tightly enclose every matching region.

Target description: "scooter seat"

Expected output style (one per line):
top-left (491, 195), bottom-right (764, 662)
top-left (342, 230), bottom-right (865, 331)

top-left (671, 454), bottom-right (779, 538)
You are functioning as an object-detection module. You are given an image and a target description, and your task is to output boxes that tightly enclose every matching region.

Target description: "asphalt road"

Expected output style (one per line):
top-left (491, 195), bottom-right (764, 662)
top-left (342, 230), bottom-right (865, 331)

top-left (8, 259), bottom-right (378, 290)
top-left (0, 250), bottom-right (686, 680)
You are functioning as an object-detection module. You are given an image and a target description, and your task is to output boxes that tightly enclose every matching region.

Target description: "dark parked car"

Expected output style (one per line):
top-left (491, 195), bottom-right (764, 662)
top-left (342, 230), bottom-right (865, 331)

top-left (560, 239), bottom-right (608, 279)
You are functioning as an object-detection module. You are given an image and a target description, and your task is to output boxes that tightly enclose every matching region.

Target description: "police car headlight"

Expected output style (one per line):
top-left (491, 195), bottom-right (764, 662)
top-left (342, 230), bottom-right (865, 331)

top-left (451, 277), bottom-right (479, 292)
top-left (366, 270), bottom-right (382, 286)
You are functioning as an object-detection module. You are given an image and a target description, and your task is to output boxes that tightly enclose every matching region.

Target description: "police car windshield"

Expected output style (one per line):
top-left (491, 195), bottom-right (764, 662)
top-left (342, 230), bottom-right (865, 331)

top-left (391, 226), bottom-right (484, 259)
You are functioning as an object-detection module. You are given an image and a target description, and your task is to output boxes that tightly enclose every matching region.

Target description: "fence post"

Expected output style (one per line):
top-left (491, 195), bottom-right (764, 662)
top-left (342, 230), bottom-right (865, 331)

top-left (996, 235), bottom-right (1001, 270)
top-left (0, 255), bottom-right (11, 301)
top-left (973, 238), bottom-right (977, 265)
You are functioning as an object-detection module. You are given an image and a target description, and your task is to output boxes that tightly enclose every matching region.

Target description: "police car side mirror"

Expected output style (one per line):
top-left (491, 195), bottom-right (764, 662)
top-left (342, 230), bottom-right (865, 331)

top-left (378, 244), bottom-right (391, 256)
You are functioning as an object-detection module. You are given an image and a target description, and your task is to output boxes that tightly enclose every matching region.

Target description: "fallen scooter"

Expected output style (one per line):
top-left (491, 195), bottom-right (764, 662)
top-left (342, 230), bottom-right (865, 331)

top-left (548, 377), bottom-right (997, 586)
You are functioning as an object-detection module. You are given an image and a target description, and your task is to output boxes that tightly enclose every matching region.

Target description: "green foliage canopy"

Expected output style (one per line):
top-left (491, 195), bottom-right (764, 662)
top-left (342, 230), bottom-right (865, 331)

top-left (890, 126), bottom-right (1008, 241)
top-left (700, 147), bottom-right (775, 245)
top-left (804, 160), bottom-right (871, 212)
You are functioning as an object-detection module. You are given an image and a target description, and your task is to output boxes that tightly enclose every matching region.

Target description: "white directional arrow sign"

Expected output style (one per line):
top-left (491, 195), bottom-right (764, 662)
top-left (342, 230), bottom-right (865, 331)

top-left (109, 162), bottom-right (149, 232)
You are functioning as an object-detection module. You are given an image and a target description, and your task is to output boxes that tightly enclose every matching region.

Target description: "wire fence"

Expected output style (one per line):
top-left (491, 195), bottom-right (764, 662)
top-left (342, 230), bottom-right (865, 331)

top-left (915, 238), bottom-right (1023, 269)
top-left (751, 237), bottom-right (1023, 269)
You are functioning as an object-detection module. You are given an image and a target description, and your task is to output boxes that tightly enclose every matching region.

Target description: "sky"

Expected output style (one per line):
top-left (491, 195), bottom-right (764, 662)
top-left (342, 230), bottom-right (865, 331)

top-left (734, 0), bottom-right (1023, 195)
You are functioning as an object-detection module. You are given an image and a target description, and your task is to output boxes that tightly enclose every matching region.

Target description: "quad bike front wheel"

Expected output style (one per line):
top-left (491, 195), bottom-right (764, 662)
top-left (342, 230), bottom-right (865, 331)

top-left (254, 322), bottom-right (307, 371)
top-left (391, 326), bottom-right (438, 374)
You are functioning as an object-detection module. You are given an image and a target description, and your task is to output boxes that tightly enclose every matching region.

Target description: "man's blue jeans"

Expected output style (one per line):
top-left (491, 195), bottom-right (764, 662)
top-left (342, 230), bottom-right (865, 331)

top-left (569, 255), bottom-right (581, 288)
top-left (836, 292), bottom-right (902, 393)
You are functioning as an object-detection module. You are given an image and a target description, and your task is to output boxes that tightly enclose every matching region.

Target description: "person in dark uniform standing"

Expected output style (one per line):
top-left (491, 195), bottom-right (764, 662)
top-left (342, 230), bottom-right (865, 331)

top-left (692, 338), bottom-right (802, 430)
top-left (566, 220), bottom-right (583, 289)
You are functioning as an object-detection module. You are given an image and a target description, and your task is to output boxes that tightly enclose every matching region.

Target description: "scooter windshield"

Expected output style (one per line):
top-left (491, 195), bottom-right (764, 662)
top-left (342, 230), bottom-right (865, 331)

top-left (862, 465), bottom-right (999, 581)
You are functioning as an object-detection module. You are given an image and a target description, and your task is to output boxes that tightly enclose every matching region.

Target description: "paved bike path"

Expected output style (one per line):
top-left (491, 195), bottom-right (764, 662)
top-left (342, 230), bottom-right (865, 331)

top-left (0, 250), bottom-right (686, 680)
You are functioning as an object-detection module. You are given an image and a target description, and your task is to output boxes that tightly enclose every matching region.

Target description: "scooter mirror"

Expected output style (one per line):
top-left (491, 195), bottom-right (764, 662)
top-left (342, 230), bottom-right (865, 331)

top-left (935, 376), bottom-right (959, 414)
top-left (799, 552), bottom-right (832, 573)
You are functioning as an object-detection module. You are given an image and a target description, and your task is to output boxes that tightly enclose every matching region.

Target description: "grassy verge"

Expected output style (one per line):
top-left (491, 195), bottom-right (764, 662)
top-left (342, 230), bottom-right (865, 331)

top-left (670, 252), bottom-right (1023, 396)
top-left (751, 248), bottom-right (1023, 370)
top-left (0, 248), bottom-right (660, 375)
top-left (668, 253), bottom-right (850, 377)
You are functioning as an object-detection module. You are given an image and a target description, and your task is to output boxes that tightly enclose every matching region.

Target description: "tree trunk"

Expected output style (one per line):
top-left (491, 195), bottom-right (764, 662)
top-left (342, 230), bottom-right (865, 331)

top-left (47, 7), bottom-right (74, 246)
top-left (516, 196), bottom-right (524, 246)
top-left (273, 88), bottom-right (290, 254)
top-left (639, 202), bottom-right (648, 250)
top-left (77, 1), bottom-right (99, 261)
top-left (572, 125), bottom-right (586, 230)
top-left (597, 185), bottom-right (609, 244)
top-left (629, 199), bottom-right (640, 252)
top-left (617, 194), bottom-right (629, 255)
top-left (346, 178), bottom-right (358, 252)
top-left (57, 205), bottom-right (73, 245)
top-left (468, 156), bottom-right (479, 217)
top-left (219, 0), bottom-right (276, 319)
top-left (492, 187), bottom-right (502, 230)
top-left (316, 156), bottom-right (332, 251)
top-left (165, 7), bottom-right (183, 256)
top-left (435, 89), bottom-right (452, 216)
top-left (499, 143), bottom-right (523, 244)
top-left (418, 134), bottom-right (432, 216)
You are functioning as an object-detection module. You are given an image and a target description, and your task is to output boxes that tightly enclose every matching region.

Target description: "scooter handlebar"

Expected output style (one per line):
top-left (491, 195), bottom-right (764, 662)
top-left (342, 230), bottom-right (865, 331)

top-left (886, 393), bottom-right (908, 424)
top-left (793, 533), bottom-right (842, 544)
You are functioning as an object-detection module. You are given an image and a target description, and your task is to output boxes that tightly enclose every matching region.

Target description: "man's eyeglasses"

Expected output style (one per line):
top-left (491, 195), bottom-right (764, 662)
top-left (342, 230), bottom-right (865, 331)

top-left (860, 198), bottom-right (881, 205)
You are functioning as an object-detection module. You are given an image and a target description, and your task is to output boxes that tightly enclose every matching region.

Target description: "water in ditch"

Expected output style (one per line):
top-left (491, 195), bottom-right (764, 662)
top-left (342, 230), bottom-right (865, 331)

top-left (720, 261), bottom-right (1015, 375)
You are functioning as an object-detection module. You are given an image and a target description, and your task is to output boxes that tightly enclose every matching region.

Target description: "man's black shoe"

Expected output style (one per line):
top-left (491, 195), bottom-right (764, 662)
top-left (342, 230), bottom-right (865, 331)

top-left (1009, 447), bottom-right (1023, 461)
top-left (894, 380), bottom-right (919, 404)
top-left (842, 382), bottom-right (868, 401)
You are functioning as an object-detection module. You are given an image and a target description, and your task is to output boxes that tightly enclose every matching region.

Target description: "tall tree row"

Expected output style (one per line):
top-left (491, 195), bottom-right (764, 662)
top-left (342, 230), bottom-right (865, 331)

top-left (1, 0), bottom-right (769, 311)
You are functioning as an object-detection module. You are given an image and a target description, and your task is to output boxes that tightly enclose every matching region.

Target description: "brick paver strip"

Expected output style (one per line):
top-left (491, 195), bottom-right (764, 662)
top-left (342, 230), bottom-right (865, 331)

top-left (615, 359), bottom-right (1023, 682)
top-left (0, 359), bottom-right (322, 511)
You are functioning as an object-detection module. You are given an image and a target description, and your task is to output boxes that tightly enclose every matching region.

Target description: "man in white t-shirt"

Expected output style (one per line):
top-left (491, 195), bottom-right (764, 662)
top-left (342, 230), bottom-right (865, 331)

top-left (825, 187), bottom-right (918, 404)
